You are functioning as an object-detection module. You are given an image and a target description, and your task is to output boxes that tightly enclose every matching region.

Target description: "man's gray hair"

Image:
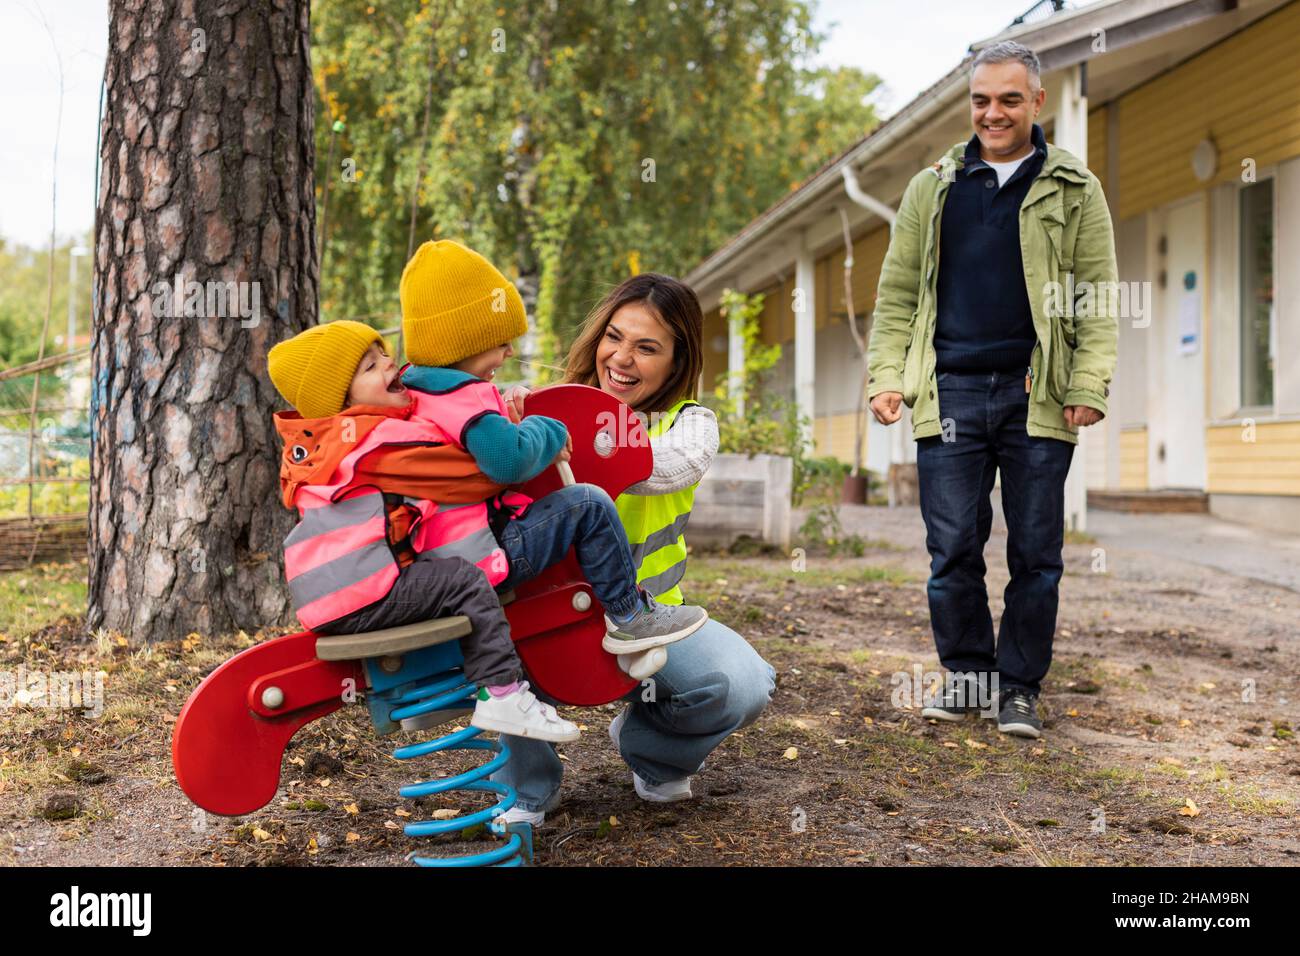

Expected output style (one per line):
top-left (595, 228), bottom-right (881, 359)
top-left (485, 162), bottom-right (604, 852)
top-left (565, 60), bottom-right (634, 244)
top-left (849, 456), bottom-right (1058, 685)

top-left (971, 41), bottom-right (1042, 92)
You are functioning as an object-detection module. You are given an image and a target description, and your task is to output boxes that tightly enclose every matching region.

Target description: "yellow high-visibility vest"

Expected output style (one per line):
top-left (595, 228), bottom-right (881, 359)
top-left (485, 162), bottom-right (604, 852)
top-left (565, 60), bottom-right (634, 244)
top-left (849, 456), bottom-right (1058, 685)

top-left (615, 397), bottom-right (699, 605)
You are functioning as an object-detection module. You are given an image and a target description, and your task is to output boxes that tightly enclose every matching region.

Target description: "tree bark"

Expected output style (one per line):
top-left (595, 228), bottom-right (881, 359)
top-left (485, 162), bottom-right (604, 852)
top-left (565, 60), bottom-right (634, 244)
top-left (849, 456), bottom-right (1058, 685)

top-left (90, 0), bottom-right (317, 640)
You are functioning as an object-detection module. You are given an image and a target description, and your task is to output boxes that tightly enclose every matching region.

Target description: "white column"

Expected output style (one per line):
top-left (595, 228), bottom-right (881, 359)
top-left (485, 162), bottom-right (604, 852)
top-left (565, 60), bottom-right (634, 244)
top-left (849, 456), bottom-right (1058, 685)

top-left (1055, 63), bottom-right (1089, 532)
top-left (794, 234), bottom-right (816, 451)
top-left (726, 277), bottom-right (746, 417)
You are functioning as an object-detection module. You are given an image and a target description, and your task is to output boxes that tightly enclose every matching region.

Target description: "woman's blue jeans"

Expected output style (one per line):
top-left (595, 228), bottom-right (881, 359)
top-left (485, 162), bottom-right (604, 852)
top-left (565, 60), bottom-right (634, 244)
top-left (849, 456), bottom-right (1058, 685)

top-left (491, 617), bottom-right (777, 809)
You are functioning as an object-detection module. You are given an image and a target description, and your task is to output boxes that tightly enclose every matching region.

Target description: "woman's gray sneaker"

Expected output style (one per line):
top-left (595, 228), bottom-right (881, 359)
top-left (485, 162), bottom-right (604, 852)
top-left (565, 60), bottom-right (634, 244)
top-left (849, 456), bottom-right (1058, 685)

top-left (997, 690), bottom-right (1043, 738)
top-left (602, 593), bottom-right (707, 653)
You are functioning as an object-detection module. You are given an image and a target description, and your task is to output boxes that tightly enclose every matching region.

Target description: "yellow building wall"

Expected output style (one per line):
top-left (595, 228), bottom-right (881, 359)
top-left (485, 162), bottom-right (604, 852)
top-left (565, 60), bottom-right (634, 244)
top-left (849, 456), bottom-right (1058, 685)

top-left (825, 224), bottom-right (892, 330)
top-left (815, 257), bottom-right (831, 331)
top-left (1119, 427), bottom-right (1148, 490)
top-left (755, 278), bottom-right (794, 347)
top-left (701, 305), bottom-right (727, 396)
top-left (813, 411), bottom-right (864, 464)
top-left (1116, 1), bottom-right (1300, 220)
top-left (1206, 422), bottom-right (1300, 495)
top-left (1088, 105), bottom-right (1108, 190)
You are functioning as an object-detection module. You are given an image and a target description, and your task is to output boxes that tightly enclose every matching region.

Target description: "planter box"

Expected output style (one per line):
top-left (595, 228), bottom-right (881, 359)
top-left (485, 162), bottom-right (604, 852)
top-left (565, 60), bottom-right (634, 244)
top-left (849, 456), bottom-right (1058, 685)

top-left (689, 453), bottom-right (792, 552)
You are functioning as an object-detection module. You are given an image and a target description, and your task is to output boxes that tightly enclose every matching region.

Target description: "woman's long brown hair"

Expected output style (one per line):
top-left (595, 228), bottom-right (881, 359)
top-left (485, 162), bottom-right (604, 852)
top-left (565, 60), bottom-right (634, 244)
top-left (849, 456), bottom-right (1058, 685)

top-left (562, 273), bottom-right (704, 415)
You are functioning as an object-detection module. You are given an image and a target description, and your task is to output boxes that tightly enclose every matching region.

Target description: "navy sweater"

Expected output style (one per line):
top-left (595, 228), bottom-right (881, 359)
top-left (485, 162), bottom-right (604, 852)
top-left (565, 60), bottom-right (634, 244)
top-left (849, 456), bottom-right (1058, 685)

top-left (933, 123), bottom-right (1048, 373)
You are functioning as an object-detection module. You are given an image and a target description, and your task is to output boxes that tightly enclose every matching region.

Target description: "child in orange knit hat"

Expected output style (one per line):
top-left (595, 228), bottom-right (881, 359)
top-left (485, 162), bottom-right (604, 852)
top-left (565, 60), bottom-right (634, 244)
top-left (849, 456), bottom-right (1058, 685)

top-left (268, 320), bottom-right (579, 742)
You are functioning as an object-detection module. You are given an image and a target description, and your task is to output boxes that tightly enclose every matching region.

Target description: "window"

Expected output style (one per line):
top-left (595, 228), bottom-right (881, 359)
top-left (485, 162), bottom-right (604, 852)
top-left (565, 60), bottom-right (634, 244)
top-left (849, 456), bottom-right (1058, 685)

top-left (1238, 179), bottom-right (1274, 408)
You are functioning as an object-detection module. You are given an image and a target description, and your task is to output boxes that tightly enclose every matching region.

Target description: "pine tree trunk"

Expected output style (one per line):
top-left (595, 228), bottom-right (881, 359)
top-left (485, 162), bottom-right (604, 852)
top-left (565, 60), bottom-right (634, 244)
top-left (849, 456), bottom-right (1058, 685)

top-left (90, 0), bottom-right (317, 641)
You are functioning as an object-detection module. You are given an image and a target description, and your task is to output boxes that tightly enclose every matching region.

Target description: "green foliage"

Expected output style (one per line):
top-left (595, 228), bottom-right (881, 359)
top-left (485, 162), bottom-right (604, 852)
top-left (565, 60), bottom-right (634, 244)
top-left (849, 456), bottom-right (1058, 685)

top-left (798, 503), bottom-right (867, 557)
top-left (311, 0), bottom-right (883, 360)
top-left (795, 455), bottom-right (850, 508)
top-left (709, 288), bottom-right (848, 511)
top-left (711, 288), bottom-right (794, 455)
top-left (0, 237), bottom-right (93, 369)
top-left (0, 457), bottom-right (89, 519)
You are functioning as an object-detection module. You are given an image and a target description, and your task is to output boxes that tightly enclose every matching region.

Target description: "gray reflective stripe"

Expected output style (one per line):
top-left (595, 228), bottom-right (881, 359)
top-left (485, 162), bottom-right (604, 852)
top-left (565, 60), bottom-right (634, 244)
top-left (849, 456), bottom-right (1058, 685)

top-left (628, 510), bottom-right (691, 567)
top-left (284, 495), bottom-right (385, 549)
top-left (427, 525), bottom-right (500, 565)
top-left (288, 539), bottom-right (395, 609)
top-left (639, 557), bottom-right (687, 598)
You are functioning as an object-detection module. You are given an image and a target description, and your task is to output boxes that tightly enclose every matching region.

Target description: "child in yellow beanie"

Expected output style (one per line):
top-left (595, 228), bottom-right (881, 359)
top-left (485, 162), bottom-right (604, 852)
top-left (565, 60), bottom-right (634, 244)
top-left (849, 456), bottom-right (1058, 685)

top-left (399, 240), bottom-right (708, 655)
top-left (267, 320), bottom-right (580, 743)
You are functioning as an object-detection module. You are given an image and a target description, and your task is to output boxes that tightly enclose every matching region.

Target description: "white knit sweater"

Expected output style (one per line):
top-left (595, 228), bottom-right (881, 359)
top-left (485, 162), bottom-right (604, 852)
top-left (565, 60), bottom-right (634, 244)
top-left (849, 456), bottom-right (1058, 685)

top-left (623, 404), bottom-right (719, 496)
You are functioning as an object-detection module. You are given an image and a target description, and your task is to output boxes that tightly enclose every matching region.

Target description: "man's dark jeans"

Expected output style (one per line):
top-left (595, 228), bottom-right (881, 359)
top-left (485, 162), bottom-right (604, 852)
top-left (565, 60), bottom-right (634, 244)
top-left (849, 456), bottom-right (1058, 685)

top-left (916, 369), bottom-right (1074, 695)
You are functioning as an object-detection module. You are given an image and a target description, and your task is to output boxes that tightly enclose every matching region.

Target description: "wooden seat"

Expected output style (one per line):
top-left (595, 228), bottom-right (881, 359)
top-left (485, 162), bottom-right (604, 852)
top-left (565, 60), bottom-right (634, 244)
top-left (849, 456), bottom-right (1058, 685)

top-left (313, 590), bottom-right (516, 661)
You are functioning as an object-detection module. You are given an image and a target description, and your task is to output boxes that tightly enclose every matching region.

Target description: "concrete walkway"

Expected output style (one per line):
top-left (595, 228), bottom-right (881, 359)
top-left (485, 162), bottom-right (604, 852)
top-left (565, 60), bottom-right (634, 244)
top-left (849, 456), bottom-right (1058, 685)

top-left (819, 502), bottom-right (1300, 594)
top-left (1086, 509), bottom-right (1300, 594)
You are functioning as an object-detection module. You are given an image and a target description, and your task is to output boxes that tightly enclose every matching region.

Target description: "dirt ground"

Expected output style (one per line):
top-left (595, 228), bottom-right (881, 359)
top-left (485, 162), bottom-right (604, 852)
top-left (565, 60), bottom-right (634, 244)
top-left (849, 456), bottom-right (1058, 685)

top-left (1, 504), bottom-right (1297, 867)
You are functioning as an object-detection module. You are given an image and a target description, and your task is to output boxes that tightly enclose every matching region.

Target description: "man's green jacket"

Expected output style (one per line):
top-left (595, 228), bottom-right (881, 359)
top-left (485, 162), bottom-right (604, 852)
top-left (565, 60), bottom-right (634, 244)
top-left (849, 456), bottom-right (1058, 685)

top-left (866, 137), bottom-right (1119, 444)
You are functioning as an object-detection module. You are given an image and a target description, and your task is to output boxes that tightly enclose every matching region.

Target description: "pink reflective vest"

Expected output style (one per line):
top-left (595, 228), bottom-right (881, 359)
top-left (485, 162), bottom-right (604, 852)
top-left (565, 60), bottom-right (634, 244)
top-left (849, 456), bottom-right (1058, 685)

top-left (282, 384), bottom-right (530, 631)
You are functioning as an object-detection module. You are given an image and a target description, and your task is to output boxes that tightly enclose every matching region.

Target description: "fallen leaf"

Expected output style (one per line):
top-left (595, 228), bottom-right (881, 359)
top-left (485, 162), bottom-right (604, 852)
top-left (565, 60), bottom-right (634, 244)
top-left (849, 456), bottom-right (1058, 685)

top-left (431, 809), bottom-right (459, 820)
top-left (252, 828), bottom-right (272, 842)
top-left (964, 738), bottom-right (988, 750)
top-left (782, 747), bottom-right (799, 760)
top-left (344, 803), bottom-right (359, 815)
top-left (346, 832), bottom-right (361, 843)
top-left (1177, 798), bottom-right (1200, 818)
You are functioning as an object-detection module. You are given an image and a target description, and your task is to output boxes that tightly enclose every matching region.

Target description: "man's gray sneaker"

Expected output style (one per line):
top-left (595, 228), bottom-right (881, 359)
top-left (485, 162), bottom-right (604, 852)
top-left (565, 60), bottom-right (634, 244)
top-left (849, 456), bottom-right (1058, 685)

top-left (602, 592), bottom-right (707, 653)
top-left (997, 689), bottom-right (1043, 738)
top-left (921, 675), bottom-right (994, 721)
top-left (921, 686), bottom-right (979, 721)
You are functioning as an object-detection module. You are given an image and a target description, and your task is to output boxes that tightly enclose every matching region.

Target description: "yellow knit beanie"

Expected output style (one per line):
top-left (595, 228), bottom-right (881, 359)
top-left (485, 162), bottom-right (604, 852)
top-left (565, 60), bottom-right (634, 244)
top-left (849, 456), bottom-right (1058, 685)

top-left (267, 320), bottom-right (384, 419)
top-left (400, 240), bottom-right (527, 367)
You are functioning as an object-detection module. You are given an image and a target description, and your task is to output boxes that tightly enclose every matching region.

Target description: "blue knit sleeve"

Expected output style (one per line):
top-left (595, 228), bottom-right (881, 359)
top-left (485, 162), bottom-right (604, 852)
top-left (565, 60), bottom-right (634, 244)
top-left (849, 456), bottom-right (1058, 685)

top-left (464, 413), bottom-right (568, 485)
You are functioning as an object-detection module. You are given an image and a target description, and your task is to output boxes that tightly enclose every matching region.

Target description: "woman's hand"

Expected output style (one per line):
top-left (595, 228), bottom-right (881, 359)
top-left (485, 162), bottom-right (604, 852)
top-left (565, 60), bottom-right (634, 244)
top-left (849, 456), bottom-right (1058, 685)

top-left (502, 384), bottom-right (532, 424)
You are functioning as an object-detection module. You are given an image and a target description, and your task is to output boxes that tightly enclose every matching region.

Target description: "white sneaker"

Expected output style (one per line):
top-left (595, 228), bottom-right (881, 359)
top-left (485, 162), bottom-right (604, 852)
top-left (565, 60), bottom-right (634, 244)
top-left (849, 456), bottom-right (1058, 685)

top-left (608, 707), bottom-right (695, 803)
top-left (470, 681), bottom-right (580, 743)
top-left (633, 773), bottom-right (693, 803)
top-left (495, 805), bottom-right (545, 828)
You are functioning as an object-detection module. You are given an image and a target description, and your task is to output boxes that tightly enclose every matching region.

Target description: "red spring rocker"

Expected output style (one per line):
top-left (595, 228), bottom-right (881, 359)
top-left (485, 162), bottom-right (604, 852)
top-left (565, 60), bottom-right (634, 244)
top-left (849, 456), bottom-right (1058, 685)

top-left (172, 385), bottom-right (656, 849)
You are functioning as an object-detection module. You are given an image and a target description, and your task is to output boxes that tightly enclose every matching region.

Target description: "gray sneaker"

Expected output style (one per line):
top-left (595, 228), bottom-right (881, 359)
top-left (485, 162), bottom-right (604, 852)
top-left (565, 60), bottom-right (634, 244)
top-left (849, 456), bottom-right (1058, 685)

top-left (997, 689), bottom-right (1043, 739)
top-left (602, 592), bottom-right (707, 653)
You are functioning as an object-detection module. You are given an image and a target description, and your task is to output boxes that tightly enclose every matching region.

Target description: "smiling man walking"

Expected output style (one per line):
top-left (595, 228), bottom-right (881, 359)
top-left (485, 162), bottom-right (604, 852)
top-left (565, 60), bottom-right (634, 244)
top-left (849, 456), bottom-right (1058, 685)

top-left (866, 41), bottom-right (1118, 739)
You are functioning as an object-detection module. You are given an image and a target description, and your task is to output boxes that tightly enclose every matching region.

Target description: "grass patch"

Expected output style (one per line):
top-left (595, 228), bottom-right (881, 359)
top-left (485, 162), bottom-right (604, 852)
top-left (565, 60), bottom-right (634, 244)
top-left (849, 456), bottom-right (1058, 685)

top-left (0, 561), bottom-right (86, 640)
top-left (688, 555), bottom-right (917, 592)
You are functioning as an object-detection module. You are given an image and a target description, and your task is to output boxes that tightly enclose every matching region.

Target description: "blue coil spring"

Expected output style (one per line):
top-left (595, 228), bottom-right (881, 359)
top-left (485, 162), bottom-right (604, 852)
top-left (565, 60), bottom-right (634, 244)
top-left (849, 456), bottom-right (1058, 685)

top-left (386, 665), bottom-right (525, 867)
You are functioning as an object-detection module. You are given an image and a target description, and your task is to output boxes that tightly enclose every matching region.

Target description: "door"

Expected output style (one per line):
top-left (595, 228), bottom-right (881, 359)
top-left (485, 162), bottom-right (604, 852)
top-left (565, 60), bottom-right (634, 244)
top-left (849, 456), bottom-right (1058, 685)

top-left (1151, 196), bottom-right (1207, 490)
